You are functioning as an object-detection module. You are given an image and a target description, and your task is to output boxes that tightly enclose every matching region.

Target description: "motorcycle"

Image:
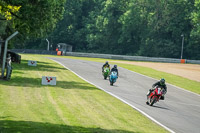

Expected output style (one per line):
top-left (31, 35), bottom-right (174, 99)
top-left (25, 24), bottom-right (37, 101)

top-left (109, 71), bottom-right (118, 86)
top-left (146, 87), bottom-right (163, 106)
top-left (102, 67), bottom-right (110, 79)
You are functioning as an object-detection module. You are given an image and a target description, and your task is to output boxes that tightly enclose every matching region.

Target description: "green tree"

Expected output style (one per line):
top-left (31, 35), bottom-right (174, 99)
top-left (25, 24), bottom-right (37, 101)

top-left (86, 0), bottom-right (129, 54)
top-left (188, 0), bottom-right (200, 59)
top-left (138, 0), bottom-right (194, 58)
top-left (20, 0), bottom-right (199, 60)
top-left (0, 0), bottom-right (66, 43)
top-left (49, 0), bottom-right (96, 51)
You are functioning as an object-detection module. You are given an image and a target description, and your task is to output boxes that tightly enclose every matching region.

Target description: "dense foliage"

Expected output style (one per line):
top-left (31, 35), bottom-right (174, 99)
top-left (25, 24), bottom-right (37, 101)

top-left (1, 0), bottom-right (200, 59)
top-left (0, 0), bottom-right (66, 43)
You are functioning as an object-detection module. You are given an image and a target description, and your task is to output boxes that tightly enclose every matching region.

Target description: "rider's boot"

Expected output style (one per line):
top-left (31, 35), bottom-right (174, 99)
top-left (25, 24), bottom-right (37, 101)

top-left (160, 95), bottom-right (165, 100)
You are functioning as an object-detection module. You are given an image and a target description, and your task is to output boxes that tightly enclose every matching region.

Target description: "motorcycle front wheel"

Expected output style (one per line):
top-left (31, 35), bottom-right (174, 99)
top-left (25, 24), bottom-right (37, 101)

top-left (150, 97), bottom-right (157, 106)
top-left (110, 80), bottom-right (113, 86)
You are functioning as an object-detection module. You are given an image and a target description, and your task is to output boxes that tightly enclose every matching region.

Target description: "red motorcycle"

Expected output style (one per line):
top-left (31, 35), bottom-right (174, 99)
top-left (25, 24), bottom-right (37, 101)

top-left (146, 87), bottom-right (163, 106)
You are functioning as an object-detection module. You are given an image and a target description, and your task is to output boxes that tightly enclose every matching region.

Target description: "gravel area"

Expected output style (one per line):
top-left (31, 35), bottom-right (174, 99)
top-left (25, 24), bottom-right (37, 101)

top-left (111, 61), bottom-right (200, 82)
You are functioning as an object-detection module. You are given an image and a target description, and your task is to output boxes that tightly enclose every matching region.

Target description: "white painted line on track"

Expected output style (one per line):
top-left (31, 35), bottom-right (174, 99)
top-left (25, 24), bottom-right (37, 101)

top-left (51, 59), bottom-right (176, 133)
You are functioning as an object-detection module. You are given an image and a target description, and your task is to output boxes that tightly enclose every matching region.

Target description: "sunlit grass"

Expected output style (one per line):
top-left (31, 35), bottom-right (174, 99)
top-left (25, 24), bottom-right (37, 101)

top-left (0, 54), bottom-right (168, 133)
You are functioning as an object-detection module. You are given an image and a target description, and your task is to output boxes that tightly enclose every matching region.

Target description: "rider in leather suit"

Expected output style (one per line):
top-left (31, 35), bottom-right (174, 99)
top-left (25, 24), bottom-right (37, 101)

top-left (147, 78), bottom-right (167, 100)
top-left (110, 65), bottom-right (118, 76)
top-left (102, 61), bottom-right (110, 72)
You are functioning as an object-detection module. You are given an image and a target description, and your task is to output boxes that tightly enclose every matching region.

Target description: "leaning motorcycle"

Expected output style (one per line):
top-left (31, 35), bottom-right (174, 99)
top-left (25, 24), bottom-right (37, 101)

top-left (109, 71), bottom-right (118, 86)
top-left (102, 67), bottom-right (110, 80)
top-left (146, 87), bottom-right (163, 106)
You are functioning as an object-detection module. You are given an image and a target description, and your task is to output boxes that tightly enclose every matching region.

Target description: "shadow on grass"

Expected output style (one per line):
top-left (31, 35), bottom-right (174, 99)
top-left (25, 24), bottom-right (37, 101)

top-left (0, 76), bottom-right (98, 90)
top-left (0, 120), bottom-right (135, 133)
top-left (12, 60), bottom-right (67, 72)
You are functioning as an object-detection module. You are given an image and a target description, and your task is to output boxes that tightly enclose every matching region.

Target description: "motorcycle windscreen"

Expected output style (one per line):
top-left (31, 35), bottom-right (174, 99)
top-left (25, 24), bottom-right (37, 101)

top-left (157, 88), bottom-right (162, 94)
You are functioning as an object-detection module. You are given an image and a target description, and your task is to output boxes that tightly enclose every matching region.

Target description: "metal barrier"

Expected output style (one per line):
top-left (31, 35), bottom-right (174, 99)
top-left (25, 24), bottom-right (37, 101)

top-left (65, 52), bottom-right (200, 64)
top-left (10, 50), bottom-right (200, 64)
top-left (10, 49), bottom-right (57, 55)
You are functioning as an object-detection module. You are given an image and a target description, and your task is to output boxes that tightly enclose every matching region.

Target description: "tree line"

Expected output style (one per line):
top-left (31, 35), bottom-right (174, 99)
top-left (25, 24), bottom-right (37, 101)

top-left (0, 0), bottom-right (200, 59)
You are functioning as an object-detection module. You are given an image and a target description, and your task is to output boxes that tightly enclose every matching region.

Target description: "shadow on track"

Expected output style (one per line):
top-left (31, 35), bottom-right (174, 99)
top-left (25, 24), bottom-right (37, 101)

top-left (152, 105), bottom-right (170, 110)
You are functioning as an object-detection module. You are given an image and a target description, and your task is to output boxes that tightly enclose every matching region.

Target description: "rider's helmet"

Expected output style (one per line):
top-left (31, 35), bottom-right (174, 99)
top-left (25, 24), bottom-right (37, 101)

top-left (105, 61), bottom-right (108, 64)
top-left (114, 65), bottom-right (117, 68)
top-left (160, 78), bottom-right (165, 85)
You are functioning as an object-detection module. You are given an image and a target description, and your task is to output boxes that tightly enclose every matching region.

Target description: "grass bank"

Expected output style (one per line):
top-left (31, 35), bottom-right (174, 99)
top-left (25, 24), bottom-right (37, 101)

top-left (51, 55), bottom-right (200, 94)
top-left (0, 54), bottom-right (168, 133)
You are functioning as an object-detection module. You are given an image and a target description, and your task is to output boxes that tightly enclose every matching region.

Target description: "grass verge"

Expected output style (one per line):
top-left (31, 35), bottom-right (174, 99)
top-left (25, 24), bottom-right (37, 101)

top-left (0, 54), bottom-right (168, 133)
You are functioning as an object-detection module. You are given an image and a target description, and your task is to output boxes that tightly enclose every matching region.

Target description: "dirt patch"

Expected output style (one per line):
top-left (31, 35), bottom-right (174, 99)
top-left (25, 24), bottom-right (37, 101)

top-left (111, 61), bottom-right (200, 82)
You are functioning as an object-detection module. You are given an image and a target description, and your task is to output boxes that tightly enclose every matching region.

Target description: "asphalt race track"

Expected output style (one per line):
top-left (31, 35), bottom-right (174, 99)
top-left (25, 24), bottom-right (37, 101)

top-left (49, 57), bottom-right (200, 133)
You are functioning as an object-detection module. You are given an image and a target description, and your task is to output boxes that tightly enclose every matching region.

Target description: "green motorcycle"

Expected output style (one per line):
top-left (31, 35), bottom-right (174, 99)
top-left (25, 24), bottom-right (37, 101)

top-left (102, 67), bottom-right (110, 80)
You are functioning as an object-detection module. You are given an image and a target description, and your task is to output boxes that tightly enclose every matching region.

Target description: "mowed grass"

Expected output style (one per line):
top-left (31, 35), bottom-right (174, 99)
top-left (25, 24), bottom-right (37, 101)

top-left (53, 55), bottom-right (200, 94)
top-left (0, 54), bottom-right (168, 133)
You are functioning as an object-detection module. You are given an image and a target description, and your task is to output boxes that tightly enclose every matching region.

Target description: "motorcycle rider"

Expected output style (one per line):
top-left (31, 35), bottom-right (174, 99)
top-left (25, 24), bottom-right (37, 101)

top-left (110, 65), bottom-right (118, 76)
top-left (147, 78), bottom-right (167, 100)
top-left (102, 61), bottom-right (110, 72)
